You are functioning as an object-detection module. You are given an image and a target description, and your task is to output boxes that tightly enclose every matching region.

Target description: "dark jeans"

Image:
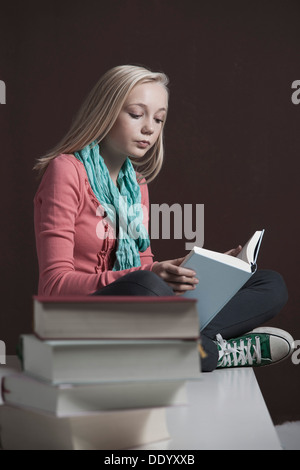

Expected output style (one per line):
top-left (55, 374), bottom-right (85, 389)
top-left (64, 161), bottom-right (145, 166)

top-left (92, 270), bottom-right (175, 297)
top-left (93, 269), bottom-right (288, 372)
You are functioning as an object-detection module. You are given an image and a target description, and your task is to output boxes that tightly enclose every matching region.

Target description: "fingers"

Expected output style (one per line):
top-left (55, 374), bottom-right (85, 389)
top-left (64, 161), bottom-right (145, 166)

top-left (152, 259), bottom-right (199, 296)
top-left (169, 256), bottom-right (188, 266)
top-left (160, 263), bottom-right (198, 286)
top-left (165, 271), bottom-right (199, 295)
top-left (164, 273), bottom-right (199, 285)
top-left (225, 245), bottom-right (242, 257)
top-left (165, 262), bottom-right (196, 278)
top-left (167, 281), bottom-right (198, 293)
top-left (173, 286), bottom-right (197, 296)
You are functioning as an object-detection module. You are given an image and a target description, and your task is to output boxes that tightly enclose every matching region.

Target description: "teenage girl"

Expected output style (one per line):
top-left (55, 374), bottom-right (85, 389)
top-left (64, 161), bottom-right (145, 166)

top-left (33, 65), bottom-right (293, 371)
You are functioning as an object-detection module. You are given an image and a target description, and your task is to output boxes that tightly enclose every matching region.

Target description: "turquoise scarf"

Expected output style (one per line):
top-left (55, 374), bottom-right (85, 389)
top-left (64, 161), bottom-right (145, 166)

top-left (74, 141), bottom-right (150, 271)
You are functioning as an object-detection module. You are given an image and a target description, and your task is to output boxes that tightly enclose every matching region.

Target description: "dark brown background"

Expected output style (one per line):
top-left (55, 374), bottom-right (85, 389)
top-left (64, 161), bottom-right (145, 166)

top-left (0, 0), bottom-right (299, 425)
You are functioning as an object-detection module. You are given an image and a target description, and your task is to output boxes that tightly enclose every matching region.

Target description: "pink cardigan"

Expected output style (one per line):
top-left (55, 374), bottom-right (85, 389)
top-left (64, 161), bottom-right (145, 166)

top-left (34, 154), bottom-right (156, 296)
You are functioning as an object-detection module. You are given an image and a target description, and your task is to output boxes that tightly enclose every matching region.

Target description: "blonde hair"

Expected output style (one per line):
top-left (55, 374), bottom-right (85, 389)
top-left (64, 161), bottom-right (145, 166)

top-left (33, 65), bottom-right (169, 183)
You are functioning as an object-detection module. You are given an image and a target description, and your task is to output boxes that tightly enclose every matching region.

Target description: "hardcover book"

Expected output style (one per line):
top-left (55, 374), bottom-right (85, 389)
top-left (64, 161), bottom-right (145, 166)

top-left (182, 230), bottom-right (265, 330)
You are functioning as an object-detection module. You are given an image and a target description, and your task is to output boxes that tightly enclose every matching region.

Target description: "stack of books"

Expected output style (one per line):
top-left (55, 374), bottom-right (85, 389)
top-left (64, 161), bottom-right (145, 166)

top-left (0, 295), bottom-right (201, 450)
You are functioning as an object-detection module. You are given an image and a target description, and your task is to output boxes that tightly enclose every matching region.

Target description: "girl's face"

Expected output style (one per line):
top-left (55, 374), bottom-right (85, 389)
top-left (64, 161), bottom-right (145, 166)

top-left (102, 81), bottom-right (168, 160)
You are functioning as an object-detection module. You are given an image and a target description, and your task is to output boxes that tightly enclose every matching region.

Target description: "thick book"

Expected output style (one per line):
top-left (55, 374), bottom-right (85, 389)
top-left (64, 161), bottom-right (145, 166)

top-left (20, 334), bottom-right (201, 384)
top-left (2, 373), bottom-right (187, 416)
top-left (0, 405), bottom-right (169, 450)
top-left (181, 230), bottom-right (265, 331)
top-left (32, 296), bottom-right (199, 340)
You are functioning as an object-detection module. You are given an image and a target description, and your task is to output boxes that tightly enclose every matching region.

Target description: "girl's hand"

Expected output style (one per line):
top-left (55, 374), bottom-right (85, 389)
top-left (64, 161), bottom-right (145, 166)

top-left (152, 256), bottom-right (199, 296)
top-left (224, 245), bottom-right (242, 257)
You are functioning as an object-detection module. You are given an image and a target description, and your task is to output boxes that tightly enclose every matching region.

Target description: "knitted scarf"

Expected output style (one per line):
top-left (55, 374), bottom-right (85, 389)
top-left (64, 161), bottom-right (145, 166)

top-left (74, 141), bottom-right (150, 271)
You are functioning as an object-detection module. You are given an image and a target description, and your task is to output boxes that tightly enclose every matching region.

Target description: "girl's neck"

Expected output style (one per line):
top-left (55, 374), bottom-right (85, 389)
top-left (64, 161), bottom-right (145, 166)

top-left (100, 146), bottom-right (127, 187)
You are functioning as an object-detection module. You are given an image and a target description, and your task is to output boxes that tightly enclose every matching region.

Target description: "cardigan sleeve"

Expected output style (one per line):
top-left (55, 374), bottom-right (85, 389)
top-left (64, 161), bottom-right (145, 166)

top-left (34, 156), bottom-right (156, 296)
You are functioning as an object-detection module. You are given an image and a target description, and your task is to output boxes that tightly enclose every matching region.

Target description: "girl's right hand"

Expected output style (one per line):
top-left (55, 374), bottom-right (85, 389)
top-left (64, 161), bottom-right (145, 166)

top-left (152, 256), bottom-right (199, 296)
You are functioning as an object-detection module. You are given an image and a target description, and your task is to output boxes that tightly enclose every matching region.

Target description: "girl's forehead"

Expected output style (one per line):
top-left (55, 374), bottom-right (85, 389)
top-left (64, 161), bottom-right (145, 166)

top-left (125, 82), bottom-right (168, 109)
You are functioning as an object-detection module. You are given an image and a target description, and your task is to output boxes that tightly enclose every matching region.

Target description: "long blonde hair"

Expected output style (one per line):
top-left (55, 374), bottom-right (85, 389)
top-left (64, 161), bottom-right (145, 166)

top-left (33, 65), bottom-right (169, 182)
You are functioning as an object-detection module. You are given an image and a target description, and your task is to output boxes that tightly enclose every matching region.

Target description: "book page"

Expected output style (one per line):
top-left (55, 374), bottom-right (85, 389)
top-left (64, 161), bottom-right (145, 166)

top-left (184, 246), bottom-right (252, 272)
top-left (237, 230), bottom-right (265, 265)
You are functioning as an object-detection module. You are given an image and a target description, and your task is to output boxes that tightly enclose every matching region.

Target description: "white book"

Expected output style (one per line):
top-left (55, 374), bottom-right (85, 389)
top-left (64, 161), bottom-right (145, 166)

top-left (181, 230), bottom-right (265, 331)
top-left (20, 335), bottom-right (201, 384)
top-left (2, 373), bottom-right (187, 416)
top-left (0, 405), bottom-right (169, 450)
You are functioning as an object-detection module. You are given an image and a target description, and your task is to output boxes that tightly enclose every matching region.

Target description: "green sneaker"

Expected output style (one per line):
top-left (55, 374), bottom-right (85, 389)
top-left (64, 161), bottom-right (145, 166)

top-left (216, 327), bottom-right (294, 368)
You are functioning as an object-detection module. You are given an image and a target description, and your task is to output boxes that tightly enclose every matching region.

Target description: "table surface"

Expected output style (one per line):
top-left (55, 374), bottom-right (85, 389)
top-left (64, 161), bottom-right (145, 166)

top-left (0, 356), bottom-right (282, 450)
top-left (134, 367), bottom-right (282, 450)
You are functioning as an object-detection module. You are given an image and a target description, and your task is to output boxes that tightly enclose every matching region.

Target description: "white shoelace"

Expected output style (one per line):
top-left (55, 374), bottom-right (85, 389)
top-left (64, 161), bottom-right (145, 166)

top-left (216, 334), bottom-right (262, 367)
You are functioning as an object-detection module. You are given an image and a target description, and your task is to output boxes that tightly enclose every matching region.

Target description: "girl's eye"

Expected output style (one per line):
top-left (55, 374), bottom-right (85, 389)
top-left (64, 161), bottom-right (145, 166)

top-left (129, 113), bottom-right (164, 124)
top-left (129, 113), bottom-right (142, 119)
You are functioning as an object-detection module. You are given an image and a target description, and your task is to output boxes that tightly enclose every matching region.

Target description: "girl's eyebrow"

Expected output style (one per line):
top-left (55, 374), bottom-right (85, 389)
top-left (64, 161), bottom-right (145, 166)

top-left (127, 102), bottom-right (167, 112)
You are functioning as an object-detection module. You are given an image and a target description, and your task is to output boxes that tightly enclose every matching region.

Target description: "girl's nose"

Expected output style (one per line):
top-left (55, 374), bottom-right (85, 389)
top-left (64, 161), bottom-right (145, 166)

top-left (142, 121), bottom-right (154, 135)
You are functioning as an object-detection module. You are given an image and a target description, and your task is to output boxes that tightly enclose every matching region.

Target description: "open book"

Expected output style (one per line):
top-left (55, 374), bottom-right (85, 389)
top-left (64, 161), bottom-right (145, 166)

top-left (181, 230), bottom-right (265, 331)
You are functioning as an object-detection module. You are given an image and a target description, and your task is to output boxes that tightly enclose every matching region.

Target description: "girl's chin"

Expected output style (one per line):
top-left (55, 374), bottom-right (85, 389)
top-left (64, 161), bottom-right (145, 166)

top-left (131, 145), bottom-right (152, 158)
top-left (129, 150), bottom-right (148, 159)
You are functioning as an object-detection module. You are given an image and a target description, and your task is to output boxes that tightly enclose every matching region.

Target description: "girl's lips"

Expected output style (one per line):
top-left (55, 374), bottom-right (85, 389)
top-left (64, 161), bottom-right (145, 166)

top-left (136, 141), bottom-right (150, 149)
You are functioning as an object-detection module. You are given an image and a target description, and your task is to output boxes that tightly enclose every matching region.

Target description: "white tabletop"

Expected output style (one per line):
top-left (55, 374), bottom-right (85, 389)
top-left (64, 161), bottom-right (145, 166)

top-left (134, 367), bottom-right (282, 450)
top-left (0, 357), bottom-right (282, 450)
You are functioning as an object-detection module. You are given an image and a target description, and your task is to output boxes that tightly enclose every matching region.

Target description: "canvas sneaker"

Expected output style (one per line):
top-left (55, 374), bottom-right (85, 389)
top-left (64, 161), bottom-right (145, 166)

top-left (216, 327), bottom-right (294, 368)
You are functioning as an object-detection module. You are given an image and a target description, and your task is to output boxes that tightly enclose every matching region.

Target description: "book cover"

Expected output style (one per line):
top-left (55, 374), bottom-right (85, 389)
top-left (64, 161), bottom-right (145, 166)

top-left (182, 230), bottom-right (264, 331)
